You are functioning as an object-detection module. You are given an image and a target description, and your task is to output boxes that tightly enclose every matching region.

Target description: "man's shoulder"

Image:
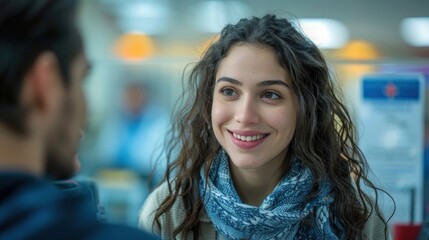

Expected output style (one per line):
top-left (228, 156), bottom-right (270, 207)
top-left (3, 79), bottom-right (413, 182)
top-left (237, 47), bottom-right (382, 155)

top-left (87, 222), bottom-right (159, 240)
top-left (0, 172), bottom-right (58, 207)
top-left (0, 173), bottom-right (159, 239)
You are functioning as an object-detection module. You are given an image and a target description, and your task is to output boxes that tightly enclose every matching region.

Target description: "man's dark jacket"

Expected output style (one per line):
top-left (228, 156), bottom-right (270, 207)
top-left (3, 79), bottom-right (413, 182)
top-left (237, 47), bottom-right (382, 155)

top-left (0, 172), bottom-right (159, 240)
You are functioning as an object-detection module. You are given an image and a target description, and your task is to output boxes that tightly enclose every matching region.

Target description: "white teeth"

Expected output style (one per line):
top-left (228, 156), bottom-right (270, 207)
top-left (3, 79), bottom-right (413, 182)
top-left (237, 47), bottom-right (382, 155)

top-left (232, 133), bottom-right (266, 142)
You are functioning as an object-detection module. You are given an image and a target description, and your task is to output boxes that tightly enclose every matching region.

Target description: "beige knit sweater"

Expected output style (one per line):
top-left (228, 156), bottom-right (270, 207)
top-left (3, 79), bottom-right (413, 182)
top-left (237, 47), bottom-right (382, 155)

top-left (139, 181), bottom-right (391, 240)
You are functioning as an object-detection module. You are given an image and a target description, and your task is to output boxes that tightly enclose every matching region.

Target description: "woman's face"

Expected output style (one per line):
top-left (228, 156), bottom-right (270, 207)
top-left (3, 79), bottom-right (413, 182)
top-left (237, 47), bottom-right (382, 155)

top-left (211, 43), bottom-right (298, 171)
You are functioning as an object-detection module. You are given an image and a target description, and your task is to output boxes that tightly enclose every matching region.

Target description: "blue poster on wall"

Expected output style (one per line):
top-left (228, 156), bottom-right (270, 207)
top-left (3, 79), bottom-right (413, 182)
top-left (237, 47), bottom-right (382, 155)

top-left (359, 73), bottom-right (425, 224)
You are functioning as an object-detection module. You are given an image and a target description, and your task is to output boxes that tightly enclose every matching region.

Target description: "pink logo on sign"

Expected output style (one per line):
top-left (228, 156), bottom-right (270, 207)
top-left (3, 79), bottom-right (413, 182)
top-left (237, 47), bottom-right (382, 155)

top-left (384, 82), bottom-right (398, 98)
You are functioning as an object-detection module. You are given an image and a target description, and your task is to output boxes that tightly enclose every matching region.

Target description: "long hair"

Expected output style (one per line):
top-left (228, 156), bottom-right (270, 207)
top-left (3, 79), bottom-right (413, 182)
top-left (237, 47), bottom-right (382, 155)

top-left (156, 14), bottom-right (391, 239)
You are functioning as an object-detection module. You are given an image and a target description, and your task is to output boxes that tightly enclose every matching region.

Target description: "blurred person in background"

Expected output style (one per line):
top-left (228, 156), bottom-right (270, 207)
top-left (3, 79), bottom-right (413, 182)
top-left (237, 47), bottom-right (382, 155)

top-left (0, 0), bottom-right (159, 239)
top-left (96, 81), bottom-right (169, 190)
top-left (139, 14), bottom-right (392, 239)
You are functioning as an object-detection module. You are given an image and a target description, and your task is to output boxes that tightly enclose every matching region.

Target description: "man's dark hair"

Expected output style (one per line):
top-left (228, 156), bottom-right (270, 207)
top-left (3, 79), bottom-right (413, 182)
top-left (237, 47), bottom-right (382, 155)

top-left (0, 0), bottom-right (83, 133)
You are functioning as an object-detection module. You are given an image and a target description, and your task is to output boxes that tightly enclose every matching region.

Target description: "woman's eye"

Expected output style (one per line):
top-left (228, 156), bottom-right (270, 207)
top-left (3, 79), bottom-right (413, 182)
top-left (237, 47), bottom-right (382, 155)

top-left (262, 91), bottom-right (281, 100)
top-left (221, 88), bottom-right (237, 96)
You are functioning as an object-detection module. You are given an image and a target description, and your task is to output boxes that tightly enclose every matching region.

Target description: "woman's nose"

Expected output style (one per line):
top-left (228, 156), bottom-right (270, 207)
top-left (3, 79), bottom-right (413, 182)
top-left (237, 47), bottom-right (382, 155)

top-left (234, 96), bottom-right (260, 125)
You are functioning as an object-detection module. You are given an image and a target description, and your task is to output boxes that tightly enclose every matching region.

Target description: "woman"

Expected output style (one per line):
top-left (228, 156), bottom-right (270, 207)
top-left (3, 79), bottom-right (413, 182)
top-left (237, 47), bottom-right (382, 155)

top-left (139, 14), bottom-right (391, 240)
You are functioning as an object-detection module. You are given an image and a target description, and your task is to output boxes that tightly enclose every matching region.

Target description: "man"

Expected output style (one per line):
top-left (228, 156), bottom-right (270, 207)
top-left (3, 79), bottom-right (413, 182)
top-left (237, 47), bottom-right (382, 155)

top-left (0, 0), bottom-right (159, 239)
top-left (96, 81), bottom-right (169, 189)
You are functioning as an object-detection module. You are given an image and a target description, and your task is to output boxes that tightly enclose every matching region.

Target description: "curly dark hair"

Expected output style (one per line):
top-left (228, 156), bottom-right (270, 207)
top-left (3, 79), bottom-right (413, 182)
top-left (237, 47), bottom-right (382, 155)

top-left (155, 14), bottom-right (392, 239)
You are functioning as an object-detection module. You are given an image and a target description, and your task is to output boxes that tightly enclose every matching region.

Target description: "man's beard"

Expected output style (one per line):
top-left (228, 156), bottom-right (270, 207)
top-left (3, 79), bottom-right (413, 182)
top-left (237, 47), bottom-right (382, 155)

top-left (44, 96), bottom-right (77, 180)
top-left (45, 150), bottom-right (76, 180)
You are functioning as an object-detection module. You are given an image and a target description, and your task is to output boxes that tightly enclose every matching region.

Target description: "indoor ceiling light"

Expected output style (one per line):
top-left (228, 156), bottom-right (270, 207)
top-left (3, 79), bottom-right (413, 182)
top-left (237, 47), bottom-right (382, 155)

top-left (114, 31), bottom-right (157, 60)
top-left (401, 17), bottom-right (429, 47)
top-left (294, 18), bottom-right (349, 49)
top-left (187, 1), bottom-right (251, 33)
top-left (116, 2), bottom-right (171, 35)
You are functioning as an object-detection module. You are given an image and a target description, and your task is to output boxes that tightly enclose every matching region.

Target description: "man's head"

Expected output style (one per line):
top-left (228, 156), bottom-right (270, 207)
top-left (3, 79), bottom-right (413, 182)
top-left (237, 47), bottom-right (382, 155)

top-left (122, 82), bottom-right (148, 118)
top-left (0, 0), bottom-right (90, 179)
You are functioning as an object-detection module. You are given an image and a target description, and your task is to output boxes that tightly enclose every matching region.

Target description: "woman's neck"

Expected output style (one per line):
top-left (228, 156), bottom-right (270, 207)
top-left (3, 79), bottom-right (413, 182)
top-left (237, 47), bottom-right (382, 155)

top-left (230, 158), bottom-right (289, 207)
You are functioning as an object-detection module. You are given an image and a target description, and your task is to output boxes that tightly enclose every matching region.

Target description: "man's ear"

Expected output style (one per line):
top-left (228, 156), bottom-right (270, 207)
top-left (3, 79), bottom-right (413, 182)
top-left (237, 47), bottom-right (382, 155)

top-left (21, 52), bottom-right (63, 120)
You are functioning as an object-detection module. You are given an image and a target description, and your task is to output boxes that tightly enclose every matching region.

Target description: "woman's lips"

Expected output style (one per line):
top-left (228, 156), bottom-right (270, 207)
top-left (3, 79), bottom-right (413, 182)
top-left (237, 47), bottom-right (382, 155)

top-left (228, 130), bottom-right (269, 149)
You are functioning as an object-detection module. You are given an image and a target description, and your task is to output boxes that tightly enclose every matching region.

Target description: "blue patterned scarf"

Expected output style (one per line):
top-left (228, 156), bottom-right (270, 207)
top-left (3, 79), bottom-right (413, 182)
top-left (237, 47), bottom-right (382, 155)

top-left (199, 149), bottom-right (343, 240)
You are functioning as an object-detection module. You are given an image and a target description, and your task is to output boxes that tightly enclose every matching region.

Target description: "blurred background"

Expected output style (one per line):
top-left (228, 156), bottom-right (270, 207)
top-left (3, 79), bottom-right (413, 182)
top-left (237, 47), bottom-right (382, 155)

top-left (74, 0), bottom-right (429, 236)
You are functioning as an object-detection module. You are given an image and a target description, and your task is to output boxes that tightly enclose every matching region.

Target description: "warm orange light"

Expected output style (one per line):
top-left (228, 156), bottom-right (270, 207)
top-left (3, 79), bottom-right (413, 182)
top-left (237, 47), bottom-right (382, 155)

top-left (334, 40), bottom-right (380, 81)
top-left (336, 40), bottom-right (380, 60)
top-left (197, 34), bottom-right (220, 55)
top-left (114, 32), bottom-right (156, 60)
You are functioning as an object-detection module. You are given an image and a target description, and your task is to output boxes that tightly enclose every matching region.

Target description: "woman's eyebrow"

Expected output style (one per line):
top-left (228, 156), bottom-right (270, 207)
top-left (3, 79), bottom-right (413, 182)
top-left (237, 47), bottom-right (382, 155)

top-left (216, 77), bottom-right (242, 86)
top-left (257, 80), bottom-right (290, 88)
top-left (216, 77), bottom-right (290, 89)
